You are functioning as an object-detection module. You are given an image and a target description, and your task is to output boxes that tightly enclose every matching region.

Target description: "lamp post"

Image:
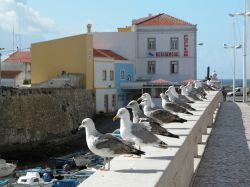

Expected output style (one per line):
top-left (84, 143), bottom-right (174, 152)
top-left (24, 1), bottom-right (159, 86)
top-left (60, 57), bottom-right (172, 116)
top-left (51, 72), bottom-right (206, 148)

top-left (229, 0), bottom-right (250, 103)
top-left (224, 44), bottom-right (242, 102)
top-left (0, 48), bottom-right (5, 87)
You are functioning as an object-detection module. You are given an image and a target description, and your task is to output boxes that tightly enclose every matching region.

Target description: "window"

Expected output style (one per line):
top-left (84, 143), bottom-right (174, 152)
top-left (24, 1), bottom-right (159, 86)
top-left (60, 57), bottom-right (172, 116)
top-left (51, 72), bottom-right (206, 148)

top-left (120, 70), bottom-right (125, 80)
top-left (110, 70), bottom-right (114, 81)
top-left (112, 94), bottom-right (116, 108)
top-left (170, 37), bottom-right (178, 50)
top-left (148, 61), bottom-right (156, 74)
top-left (170, 61), bottom-right (178, 74)
top-left (147, 38), bottom-right (156, 50)
top-left (102, 70), bottom-right (107, 81)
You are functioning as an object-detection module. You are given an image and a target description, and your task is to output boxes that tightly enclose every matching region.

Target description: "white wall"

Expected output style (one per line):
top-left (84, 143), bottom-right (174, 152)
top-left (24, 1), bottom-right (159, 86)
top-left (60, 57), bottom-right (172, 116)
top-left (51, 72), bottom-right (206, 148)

top-left (93, 32), bottom-right (137, 60)
top-left (95, 89), bottom-right (116, 113)
top-left (94, 58), bottom-right (115, 88)
top-left (135, 27), bottom-right (196, 81)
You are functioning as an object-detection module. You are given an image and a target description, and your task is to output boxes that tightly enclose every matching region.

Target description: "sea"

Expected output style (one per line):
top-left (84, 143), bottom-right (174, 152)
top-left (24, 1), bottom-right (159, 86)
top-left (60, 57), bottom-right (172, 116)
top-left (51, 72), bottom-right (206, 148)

top-left (221, 79), bottom-right (250, 87)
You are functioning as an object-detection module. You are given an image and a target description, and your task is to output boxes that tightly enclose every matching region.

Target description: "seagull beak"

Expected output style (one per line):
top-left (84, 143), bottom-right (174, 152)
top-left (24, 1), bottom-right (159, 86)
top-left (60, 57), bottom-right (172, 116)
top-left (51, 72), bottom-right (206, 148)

top-left (113, 115), bottom-right (120, 121)
top-left (137, 96), bottom-right (143, 101)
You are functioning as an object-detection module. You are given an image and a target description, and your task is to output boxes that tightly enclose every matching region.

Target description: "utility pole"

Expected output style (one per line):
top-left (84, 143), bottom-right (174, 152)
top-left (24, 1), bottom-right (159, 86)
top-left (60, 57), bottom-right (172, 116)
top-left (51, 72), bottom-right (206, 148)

top-left (0, 48), bottom-right (5, 87)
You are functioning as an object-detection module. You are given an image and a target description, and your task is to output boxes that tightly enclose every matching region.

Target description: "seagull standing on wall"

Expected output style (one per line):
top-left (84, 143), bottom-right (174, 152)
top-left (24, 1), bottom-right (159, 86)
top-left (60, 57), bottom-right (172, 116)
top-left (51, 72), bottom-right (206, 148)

top-left (113, 108), bottom-right (168, 149)
top-left (179, 85), bottom-right (203, 101)
top-left (168, 86), bottom-right (194, 103)
top-left (165, 90), bottom-right (196, 111)
top-left (126, 100), bottom-right (179, 138)
top-left (78, 118), bottom-right (145, 171)
top-left (159, 93), bottom-right (193, 115)
top-left (140, 99), bottom-right (187, 124)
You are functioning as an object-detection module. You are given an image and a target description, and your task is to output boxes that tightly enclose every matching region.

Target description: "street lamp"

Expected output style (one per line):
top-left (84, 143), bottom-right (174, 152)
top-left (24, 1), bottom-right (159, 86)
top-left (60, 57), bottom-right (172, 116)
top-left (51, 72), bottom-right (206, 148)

top-left (0, 48), bottom-right (5, 87)
top-left (229, 0), bottom-right (250, 103)
top-left (224, 44), bottom-right (242, 102)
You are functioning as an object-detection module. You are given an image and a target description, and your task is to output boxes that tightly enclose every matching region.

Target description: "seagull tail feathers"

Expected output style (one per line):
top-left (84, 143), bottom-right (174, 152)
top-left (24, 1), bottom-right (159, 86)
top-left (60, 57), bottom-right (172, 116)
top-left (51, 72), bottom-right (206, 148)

top-left (176, 118), bottom-right (187, 123)
top-left (188, 106), bottom-right (196, 111)
top-left (185, 111), bottom-right (193, 115)
top-left (163, 131), bottom-right (179, 139)
top-left (159, 141), bottom-right (168, 148)
top-left (131, 148), bottom-right (145, 156)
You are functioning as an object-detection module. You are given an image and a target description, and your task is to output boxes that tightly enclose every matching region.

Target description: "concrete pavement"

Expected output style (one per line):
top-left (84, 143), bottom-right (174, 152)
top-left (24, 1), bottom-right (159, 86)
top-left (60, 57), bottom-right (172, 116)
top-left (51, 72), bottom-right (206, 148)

top-left (192, 101), bottom-right (250, 187)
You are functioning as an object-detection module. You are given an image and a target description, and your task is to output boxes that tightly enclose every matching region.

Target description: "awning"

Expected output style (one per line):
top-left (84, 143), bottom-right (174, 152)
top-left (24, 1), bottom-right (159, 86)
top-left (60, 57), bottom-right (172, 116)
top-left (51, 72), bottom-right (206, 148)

top-left (120, 82), bottom-right (146, 89)
top-left (150, 78), bottom-right (171, 84)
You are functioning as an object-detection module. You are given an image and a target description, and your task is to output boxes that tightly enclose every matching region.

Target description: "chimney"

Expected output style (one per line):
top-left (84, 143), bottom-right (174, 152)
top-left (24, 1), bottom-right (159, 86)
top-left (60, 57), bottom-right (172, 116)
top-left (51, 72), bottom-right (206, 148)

top-left (148, 13), bottom-right (152, 17)
top-left (87, 24), bottom-right (92, 33)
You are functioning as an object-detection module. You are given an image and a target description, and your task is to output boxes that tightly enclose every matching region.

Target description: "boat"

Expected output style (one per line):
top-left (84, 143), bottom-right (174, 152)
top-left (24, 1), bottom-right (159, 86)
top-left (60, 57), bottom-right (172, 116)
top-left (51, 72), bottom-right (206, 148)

top-left (69, 168), bottom-right (96, 183)
top-left (0, 159), bottom-right (16, 177)
top-left (12, 171), bottom-right (54, 187)
top-left (0, 179), bottom-right (10, 187)
top-left (52, 178), bottom-right (78, 187)
top-left (72, 155), bottom-right (91, 167)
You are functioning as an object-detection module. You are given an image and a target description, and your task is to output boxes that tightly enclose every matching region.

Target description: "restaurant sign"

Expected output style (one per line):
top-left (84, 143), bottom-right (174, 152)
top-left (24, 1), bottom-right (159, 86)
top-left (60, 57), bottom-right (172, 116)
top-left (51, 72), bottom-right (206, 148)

top-left (147, 51), bottom-right (179, 58)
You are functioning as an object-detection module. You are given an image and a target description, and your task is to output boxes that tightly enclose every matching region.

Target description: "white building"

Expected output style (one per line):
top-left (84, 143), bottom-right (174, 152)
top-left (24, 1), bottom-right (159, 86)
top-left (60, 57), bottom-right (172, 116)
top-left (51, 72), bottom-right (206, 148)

top-left (94, 13), bottom-right (197, 83)
top-left (94, 49), bottom-right (116, 114)
top-left (2, 50), bottom-right (31, 87)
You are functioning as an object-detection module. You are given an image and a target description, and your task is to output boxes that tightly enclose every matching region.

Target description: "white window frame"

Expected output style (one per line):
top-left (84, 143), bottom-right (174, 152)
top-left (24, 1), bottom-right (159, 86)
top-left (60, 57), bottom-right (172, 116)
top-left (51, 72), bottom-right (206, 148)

top-left (170, 61), bottom-right (178, 74)
top-left (102, 70), bottom-right (107, 81)
top-left (170, 37), bottom-right (178, 50)
top-left (120, 70), bottom-right (125, 80)
top-left (147, 38), bottom-right (156, 50)
top-left (148, 61), bottom-right (156, 74)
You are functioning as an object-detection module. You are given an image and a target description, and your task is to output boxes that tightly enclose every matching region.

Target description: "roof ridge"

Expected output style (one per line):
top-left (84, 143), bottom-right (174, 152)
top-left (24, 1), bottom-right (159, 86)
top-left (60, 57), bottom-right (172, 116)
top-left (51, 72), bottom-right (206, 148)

top-left (95, 49), bottom-right (113, 59)
top-left (135, 13), bottom-right (164, 25)
top-left (164, 13), bottom-right (193, 26)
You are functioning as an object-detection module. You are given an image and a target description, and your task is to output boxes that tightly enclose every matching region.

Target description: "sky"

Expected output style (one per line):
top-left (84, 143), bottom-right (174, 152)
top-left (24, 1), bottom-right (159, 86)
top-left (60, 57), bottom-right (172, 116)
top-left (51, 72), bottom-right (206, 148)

top-left (0, 0), bottom-right (249, 79)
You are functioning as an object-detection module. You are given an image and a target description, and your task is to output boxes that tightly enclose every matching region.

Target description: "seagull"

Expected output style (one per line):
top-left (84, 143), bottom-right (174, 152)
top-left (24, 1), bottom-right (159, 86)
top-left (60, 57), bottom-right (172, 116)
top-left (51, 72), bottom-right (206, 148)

top-left (168, 86), bottom-right (194, 103)
top-left (180, 85), bottom-right (203, 101)
top-left (165, 90), bottom-right (196, 111)
top-left (126, 100), bottom-right (179, 138)
top-left (159, 93), bottom-right (193, 115)
top-left (78, 118), bottom-right (145, 170)
top-left (137, 93), bottom-right (161, 110)
top-left (140, 99), bottom-right (188, 124)
top-left (191, 81), bottom-right (207, 99)
top-left (113, 108), bottom-right (168, 149)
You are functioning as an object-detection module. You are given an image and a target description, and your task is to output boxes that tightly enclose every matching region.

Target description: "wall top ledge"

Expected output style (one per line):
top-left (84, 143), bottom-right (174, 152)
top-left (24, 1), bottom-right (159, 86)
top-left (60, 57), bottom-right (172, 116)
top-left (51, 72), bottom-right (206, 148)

top-left (80, 91), bottom-right (221, 187)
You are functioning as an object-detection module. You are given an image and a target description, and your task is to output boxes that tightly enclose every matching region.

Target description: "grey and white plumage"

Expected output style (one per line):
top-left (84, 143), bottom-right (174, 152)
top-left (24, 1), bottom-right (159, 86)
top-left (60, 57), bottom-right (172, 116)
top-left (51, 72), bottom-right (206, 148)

top-left (191, 81), bottom-right (207, 99)
top-left (126, 100), bottom-right (179, 138)
top-left (113, 108), bottom-right (168, 148)
top-left (140, 99), bottom-right (187, 124)
top-left (137, 93), bottom-right (161, 110)
top-left (165, 90), bottom-right (196, 111)
top-left (78, 118), bottom-right (145, 170)
top-left (168, 86), bottom-right (194, 104)
top-left (160, 93), bottom-right (193, 115)
top-left (180, 85), bottom-right (203, 101)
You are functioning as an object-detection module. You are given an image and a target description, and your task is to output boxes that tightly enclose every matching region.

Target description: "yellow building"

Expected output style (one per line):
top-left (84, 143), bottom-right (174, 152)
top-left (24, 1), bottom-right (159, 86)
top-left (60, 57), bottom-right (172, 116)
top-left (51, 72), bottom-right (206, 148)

top-left (31, 26), bottom-right (94, 90)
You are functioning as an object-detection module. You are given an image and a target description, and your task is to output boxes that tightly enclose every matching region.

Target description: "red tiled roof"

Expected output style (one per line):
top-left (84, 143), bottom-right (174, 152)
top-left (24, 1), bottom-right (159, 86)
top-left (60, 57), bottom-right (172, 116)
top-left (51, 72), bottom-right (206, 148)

top-left (0, 71), bottom-right (21, 78)
top-left (93, 49), bottom-right (107, 58)
top-left (4, 50), bottom-right (31, 63)
top-left (134, 13), bottom-right (193, 26)
top-left (94, 49), bottom-right (127, 60)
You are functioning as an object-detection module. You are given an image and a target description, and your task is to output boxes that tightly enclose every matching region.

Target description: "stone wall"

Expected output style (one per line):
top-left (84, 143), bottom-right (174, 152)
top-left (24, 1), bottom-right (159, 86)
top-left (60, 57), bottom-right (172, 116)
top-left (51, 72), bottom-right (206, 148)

top-left (0, 87), bottom-right (94, 155)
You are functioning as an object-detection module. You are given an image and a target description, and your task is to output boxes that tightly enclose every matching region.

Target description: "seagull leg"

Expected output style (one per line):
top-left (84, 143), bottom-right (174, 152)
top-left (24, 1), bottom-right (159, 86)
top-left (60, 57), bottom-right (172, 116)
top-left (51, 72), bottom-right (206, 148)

top-left (99, 158), bottom-right (111, 171)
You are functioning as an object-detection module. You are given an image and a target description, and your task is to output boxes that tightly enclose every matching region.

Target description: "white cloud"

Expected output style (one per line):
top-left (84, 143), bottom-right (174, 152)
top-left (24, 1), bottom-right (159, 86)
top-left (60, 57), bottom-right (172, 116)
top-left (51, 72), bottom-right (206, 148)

top-left (0, 0), bottom-right (57, 34)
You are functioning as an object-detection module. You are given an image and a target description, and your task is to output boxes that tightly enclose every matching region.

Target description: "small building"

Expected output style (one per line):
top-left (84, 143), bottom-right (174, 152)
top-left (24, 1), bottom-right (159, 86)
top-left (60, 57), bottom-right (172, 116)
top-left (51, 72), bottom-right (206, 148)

top-left (2, 50), bottom-right (31, 87)
top-left (0, 70), bottom-right (22, 87)
top-left (93, 49), bottom-right (134, 113)
top-left (115, 60), bottom-right (134, 108)
top-left (94, 49), bottom-right (116, 113)
top-left (31, 25), bottom-right (94, 90)
top-left (94, 13), bottom-right (197, 83)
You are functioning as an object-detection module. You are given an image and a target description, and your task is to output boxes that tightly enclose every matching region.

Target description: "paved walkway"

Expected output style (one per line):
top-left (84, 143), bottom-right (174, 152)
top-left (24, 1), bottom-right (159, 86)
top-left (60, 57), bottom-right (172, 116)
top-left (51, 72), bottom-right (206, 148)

top-left (192, 102), bottom-right (250, 187)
